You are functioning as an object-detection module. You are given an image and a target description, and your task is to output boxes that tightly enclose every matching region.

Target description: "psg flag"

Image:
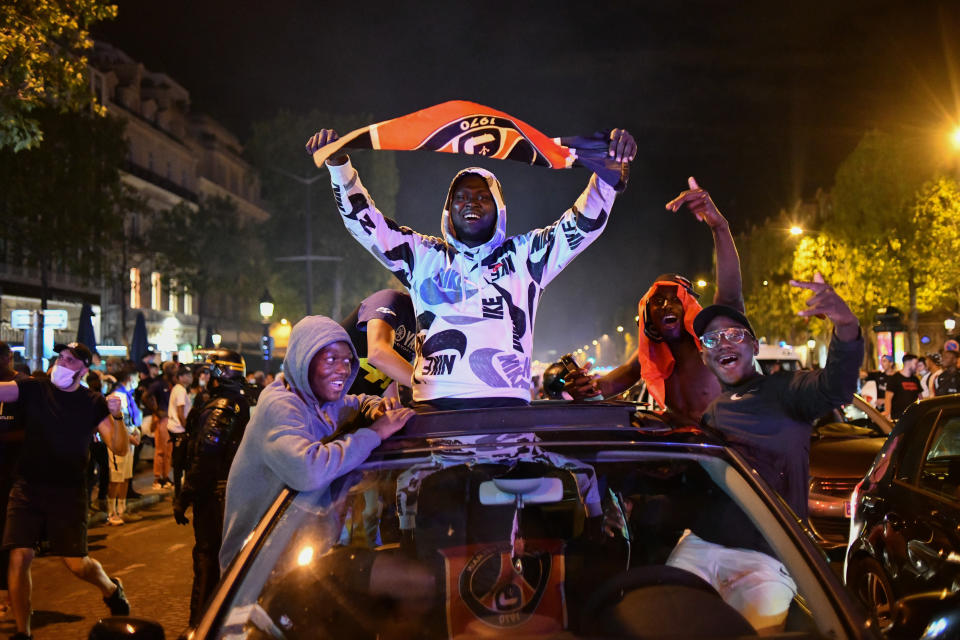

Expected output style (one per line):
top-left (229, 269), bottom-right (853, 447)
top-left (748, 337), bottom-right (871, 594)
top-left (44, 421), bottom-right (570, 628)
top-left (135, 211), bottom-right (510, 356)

top-left (310, 100), bottom-right (629, 191)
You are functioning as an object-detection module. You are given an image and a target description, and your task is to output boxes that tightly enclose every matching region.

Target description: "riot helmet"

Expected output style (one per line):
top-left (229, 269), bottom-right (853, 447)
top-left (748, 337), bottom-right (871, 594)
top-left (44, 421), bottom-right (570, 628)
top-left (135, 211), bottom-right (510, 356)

top-left (196, 348), bottom-right (245, 382)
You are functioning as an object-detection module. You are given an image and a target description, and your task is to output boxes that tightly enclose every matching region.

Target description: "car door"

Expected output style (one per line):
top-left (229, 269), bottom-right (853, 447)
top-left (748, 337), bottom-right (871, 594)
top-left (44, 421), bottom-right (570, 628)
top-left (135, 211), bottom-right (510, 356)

top-left (899, 410), bottom-right (960, 595)
top-left (885, 409), bottom-right (960, 594)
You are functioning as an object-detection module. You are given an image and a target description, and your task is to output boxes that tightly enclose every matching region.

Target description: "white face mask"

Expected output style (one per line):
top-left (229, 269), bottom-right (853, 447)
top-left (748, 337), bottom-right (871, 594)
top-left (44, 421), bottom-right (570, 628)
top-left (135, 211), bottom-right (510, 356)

top-left (50, 364), bottom-right (78, 389)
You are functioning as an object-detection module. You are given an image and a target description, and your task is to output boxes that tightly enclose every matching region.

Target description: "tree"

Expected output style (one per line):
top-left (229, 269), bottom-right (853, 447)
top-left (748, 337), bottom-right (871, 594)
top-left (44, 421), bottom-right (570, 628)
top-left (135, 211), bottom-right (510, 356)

top-left (831, 131), bottom-right (937, 352)
top-left (0, 0), bottom-right (117, 151)
top-left (245, 109), bottom-right (399, 323)
top-left (148, 195), bottom-right (265, 345)
top-left (0, 107), bottom-right (128, 337)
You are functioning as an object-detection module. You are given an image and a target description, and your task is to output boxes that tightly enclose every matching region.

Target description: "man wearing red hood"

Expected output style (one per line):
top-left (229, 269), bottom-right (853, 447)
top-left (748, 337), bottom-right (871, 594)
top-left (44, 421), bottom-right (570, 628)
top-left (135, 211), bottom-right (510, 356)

top-left (570, 178), bottom-right (742, 424)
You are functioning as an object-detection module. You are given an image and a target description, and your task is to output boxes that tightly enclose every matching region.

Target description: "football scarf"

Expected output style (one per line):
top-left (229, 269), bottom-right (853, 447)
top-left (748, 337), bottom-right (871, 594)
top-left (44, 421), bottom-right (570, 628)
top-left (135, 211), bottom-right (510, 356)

top-left (637, 276), bottom-right (703, 412)
top-left (311, 100), bottom-right (629, 191)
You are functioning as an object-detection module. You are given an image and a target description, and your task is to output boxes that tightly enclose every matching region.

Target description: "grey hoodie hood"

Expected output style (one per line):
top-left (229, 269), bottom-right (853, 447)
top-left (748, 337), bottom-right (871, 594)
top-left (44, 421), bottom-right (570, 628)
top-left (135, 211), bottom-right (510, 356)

top-left (282, 315), bottom-right (360, 410)
top-left (440, 167), bottom-right (507, 255)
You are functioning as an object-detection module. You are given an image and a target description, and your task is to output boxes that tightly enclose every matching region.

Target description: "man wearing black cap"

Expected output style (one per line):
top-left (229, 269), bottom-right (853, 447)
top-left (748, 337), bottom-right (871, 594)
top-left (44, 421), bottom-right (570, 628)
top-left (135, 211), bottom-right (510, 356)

top-left (664, 273), bottom-right (863, 631)
top-left (568, 178), bottom-right (743, 424)
top-left (0, 342), bottom-right (131, 639)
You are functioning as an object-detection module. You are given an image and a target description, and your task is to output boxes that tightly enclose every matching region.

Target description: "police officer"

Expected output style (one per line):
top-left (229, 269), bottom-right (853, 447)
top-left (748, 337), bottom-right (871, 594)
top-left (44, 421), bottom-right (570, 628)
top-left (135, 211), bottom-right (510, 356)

top-left (172, 349), bottom-right (252, 625)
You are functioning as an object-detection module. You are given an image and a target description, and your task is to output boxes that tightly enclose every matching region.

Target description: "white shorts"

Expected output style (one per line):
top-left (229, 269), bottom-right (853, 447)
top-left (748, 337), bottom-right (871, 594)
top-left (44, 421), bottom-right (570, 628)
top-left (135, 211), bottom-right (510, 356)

top-left (109, 444), bottom-right (135, 483)
top-left (666, 530), bottom-right (797, 630)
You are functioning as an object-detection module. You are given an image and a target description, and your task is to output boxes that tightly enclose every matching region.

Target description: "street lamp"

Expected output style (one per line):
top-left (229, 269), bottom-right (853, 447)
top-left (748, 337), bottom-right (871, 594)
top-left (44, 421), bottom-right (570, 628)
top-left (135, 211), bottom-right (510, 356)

top-left (946, 318), bottom-right (957, 333)
top-left (696, 279), bottom-right (707, 288)
top-left (789, 226), bottom-right (804, 236)
top-left (211, 333), bottom-right (222, 347)
top-left (951, 127), bottom-right (960, 150)
top-left (259, 289), bottom-right (275, 368)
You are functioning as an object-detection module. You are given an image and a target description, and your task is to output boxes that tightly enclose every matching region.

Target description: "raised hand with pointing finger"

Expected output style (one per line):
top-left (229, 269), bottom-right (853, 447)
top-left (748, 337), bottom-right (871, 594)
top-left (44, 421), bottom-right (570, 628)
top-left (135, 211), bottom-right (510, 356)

top-left (790, 272), bottom-right (859, 342)
top-left (665, 176), bottom-right (728, 230)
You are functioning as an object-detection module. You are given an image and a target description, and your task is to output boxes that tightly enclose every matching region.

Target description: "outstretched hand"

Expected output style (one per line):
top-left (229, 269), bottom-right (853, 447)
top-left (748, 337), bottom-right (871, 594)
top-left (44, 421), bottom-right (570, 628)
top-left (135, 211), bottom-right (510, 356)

top-left (370, 407), bottom-right (416, 440)
top-left (305, 129), bottom-right (347, 166)
top-left (607, 129), bottom-right (637, 163)
top-left (790, 272), bottom-right (859, 341)
top-left (665, 177), bottom-right (727, 229)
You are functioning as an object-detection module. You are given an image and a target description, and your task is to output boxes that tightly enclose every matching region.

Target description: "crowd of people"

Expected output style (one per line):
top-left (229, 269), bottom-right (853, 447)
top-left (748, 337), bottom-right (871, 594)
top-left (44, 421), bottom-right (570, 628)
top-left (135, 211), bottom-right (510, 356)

top-left (0, 121), bottom-right (956, 638)
top-left (860, 344), bottom-right (960, 421)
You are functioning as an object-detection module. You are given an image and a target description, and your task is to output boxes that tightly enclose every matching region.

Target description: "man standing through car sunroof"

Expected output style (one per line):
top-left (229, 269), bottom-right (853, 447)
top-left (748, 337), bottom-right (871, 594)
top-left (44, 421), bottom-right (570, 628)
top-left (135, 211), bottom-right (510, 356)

top-left (306, 127), bottom-right (635, 410)
top-left (667, 273), bottom-right (863, 632)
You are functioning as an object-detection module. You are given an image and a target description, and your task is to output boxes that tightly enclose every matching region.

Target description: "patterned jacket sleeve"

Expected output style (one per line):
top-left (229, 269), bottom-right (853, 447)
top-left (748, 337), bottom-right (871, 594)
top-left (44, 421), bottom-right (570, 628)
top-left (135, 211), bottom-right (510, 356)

top-left (327, 159), bottom-right (436, 289)
top-left (521, 173), bottom-right (617, 289)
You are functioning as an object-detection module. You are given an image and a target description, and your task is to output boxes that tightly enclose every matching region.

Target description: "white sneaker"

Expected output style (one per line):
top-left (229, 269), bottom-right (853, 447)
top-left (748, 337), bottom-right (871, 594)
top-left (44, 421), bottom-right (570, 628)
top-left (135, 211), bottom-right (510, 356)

top-left (107, 514), bottom-right (125, 526)
top-left (151, 482), bottom-right (163, 490)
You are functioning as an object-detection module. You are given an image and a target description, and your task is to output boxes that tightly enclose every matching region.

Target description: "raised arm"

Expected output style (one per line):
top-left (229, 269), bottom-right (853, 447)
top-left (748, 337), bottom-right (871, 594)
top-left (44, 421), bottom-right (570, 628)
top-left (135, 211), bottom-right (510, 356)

top-left (526, 129), bottom-right (636, 289)
top-left (665, 177), bottom-right (743, 311)
top-left (306, 129), bottom-right (432, 289)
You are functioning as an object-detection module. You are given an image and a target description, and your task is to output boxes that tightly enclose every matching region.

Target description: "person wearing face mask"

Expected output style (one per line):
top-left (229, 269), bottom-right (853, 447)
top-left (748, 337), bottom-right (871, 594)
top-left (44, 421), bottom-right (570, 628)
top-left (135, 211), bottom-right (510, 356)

top-left (0, 342), bottom-right (131, 639)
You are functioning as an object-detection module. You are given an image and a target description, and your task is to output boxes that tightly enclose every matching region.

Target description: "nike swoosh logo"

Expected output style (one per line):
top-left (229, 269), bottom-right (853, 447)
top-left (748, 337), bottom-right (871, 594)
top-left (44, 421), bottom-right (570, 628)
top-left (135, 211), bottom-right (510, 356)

top-left (729, 389), bottom-right (758, 401)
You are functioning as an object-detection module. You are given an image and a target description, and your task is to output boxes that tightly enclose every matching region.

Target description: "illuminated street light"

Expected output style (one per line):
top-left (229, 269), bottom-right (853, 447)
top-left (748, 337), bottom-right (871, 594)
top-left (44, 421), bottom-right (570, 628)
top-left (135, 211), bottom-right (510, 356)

top-left (634, 315), bottom-right (640, 322)
top-left (259, 289), bottom-right (275, 321)
top-left (946, 318), bottom-right (957, 332)
top-left (616, 326), bottom-right (624, 332)
top-left (789, 226), bottom-right (803, 236)
top-left (951, 127), bottom-right (960, 150)
top-left (762, 280), bottom-right (769, 286)
top-left (806, 338), bottom-right (816, 350)
top-left (211, 333), bottom-right (222, 347)
top-left (592, 339), bottom-right (598, 346)
top-left (696, 279), bottom-right (707, 288)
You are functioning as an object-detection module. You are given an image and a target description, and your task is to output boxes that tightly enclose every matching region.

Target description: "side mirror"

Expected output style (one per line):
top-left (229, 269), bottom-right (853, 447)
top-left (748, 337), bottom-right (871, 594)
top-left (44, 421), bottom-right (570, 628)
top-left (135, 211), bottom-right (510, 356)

top-left (889, 591), bottom-right (960, 639)
top-left (88, 617), bottom-right (165, 640)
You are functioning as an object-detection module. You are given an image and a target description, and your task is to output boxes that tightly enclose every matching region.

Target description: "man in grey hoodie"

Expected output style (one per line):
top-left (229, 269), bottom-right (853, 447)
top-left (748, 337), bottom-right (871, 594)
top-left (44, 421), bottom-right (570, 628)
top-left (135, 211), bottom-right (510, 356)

top-left (219, 316), bottom-right (414, 571)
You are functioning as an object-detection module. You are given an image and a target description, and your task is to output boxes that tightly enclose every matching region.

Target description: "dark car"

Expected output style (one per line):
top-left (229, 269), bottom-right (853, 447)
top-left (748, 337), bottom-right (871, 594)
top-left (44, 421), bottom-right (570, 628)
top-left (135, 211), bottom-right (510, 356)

top-left (846, 394), bottom-right (960, 634)
top-left (95, 402), bottom-right (880, 639)
top-left (808, 395), bottom-right (893, 550)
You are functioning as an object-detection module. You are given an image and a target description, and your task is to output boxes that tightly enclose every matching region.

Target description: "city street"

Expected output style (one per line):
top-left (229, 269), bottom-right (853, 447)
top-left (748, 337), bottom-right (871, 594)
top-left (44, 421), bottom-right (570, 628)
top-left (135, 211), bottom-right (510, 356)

top-left (0, 495), bottom-right (193, 640)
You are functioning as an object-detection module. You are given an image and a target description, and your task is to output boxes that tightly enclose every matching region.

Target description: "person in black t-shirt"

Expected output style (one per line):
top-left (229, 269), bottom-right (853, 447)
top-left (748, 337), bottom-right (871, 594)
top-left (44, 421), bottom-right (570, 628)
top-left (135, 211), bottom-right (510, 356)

top-left (933, 348), bottom-right (960, 396)
top-left (883, 353), bottom-right (923, 420)
top-left (673, 273), bottom-right (863, 632)
top-left (0, 342), bottom-right (131, 639)
top-left (341, 289), bottom-right (417, 399)
top-left (0, 341), bottom-right (27, 614)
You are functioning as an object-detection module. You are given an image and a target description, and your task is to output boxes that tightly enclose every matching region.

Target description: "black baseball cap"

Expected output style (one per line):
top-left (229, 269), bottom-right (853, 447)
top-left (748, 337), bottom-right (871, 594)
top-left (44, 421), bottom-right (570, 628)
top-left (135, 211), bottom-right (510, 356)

top-left (693, 305), bottom-right (756, 340)
top-left (53, 342), bottom-right (94, 367)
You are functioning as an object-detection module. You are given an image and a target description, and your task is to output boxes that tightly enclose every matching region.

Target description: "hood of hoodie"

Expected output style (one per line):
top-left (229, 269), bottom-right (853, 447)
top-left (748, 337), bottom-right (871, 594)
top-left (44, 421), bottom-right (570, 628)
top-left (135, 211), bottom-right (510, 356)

top-left (282, 316), bottom-right (360, 411)
top-left (441, 167), bottom-right (507, 256)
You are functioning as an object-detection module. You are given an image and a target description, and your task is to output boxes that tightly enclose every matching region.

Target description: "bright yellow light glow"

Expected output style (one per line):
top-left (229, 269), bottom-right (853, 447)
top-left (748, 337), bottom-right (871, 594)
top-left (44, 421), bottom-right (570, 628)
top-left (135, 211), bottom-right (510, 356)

top-left (951, 127), bottom-right (960, 149)
top-left (762, 280), bottom-right (769, 286)
top-left (297, 546), bottom-right (314, 566)
top-left (583, 345), bottom-right (589, 351)
top-left (616, 326), bottom-right (624, 332)
top-left (592, 340), bottom-right (598, 345)
top-left (634, 315), bottom-right (640, 322)
top-left (696, 279), bottom-right (707, 288)
top-left (789, 226), bottom-right (803, 236)
top-left (281, 318), bottom-right (288, 325)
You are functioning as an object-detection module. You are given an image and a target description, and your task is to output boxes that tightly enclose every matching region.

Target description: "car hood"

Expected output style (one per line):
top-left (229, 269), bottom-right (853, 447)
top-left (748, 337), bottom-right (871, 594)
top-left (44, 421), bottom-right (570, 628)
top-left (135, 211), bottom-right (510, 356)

top-left (809, 436), bottom-right (886, 479)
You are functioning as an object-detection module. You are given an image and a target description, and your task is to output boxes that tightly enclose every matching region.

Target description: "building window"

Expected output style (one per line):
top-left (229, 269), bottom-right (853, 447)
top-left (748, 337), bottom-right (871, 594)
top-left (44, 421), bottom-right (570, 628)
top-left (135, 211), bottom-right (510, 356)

top-left (129, 268), bottom-right (141, 308)
top-left (151, 271), bottom-right (163, 310)
top-left (183, 289), bottom-right (193, 316)
top-left (168, 279), bottom-right (179, 313)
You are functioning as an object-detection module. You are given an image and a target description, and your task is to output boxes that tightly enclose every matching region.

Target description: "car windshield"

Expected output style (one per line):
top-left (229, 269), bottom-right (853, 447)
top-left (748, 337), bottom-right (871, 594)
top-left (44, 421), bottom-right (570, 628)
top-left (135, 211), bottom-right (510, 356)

top-left (212, 434), bottom-right (850, 639)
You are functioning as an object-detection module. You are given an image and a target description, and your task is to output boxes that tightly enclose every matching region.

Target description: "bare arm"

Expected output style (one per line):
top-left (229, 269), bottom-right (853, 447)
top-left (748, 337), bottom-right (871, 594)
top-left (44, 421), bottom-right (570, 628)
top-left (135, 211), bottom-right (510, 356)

top-left (98, 395), bottom-right (128, 456)
top-left (883, 390), bottom-right (894, 419)
top-left (0, 380), bottom-right (19, 403)
top-left (596, 351), bottom-right (644, 399)
top-left (366, 318), bottom-right (415, 388)
top-left (665, 177), bottom-right (743, 311)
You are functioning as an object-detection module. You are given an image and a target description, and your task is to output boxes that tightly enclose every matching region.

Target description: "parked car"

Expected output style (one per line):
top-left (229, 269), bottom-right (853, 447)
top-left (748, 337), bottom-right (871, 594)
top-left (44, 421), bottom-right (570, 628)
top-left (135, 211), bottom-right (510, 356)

top-left (808, 395), bottom-right (893, 550)
top-left (757, 343), bottom-right (803, 375)
top-left (846, 394), bottom-right (960, 634)
top-left (95, 402), bottom-right (883, 639)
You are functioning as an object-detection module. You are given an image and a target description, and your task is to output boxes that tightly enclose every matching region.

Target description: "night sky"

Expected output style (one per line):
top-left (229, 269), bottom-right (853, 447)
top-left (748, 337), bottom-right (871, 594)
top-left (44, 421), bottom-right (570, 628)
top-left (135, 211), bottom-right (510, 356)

top-left (93, 0), bottom-right (960, 362)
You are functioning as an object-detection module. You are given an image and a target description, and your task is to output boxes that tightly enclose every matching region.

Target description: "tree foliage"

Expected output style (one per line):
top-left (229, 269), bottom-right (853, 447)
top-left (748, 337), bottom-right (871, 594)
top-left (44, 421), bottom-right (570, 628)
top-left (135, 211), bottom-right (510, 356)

top-left (0, 107), bottom-right (127, 295)
top-left (245, 109), bottom-right (399, 323)
top-left (148, 195), bottom-right (265, 342)
top-left (0, 0), bottom-right (116, 151)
